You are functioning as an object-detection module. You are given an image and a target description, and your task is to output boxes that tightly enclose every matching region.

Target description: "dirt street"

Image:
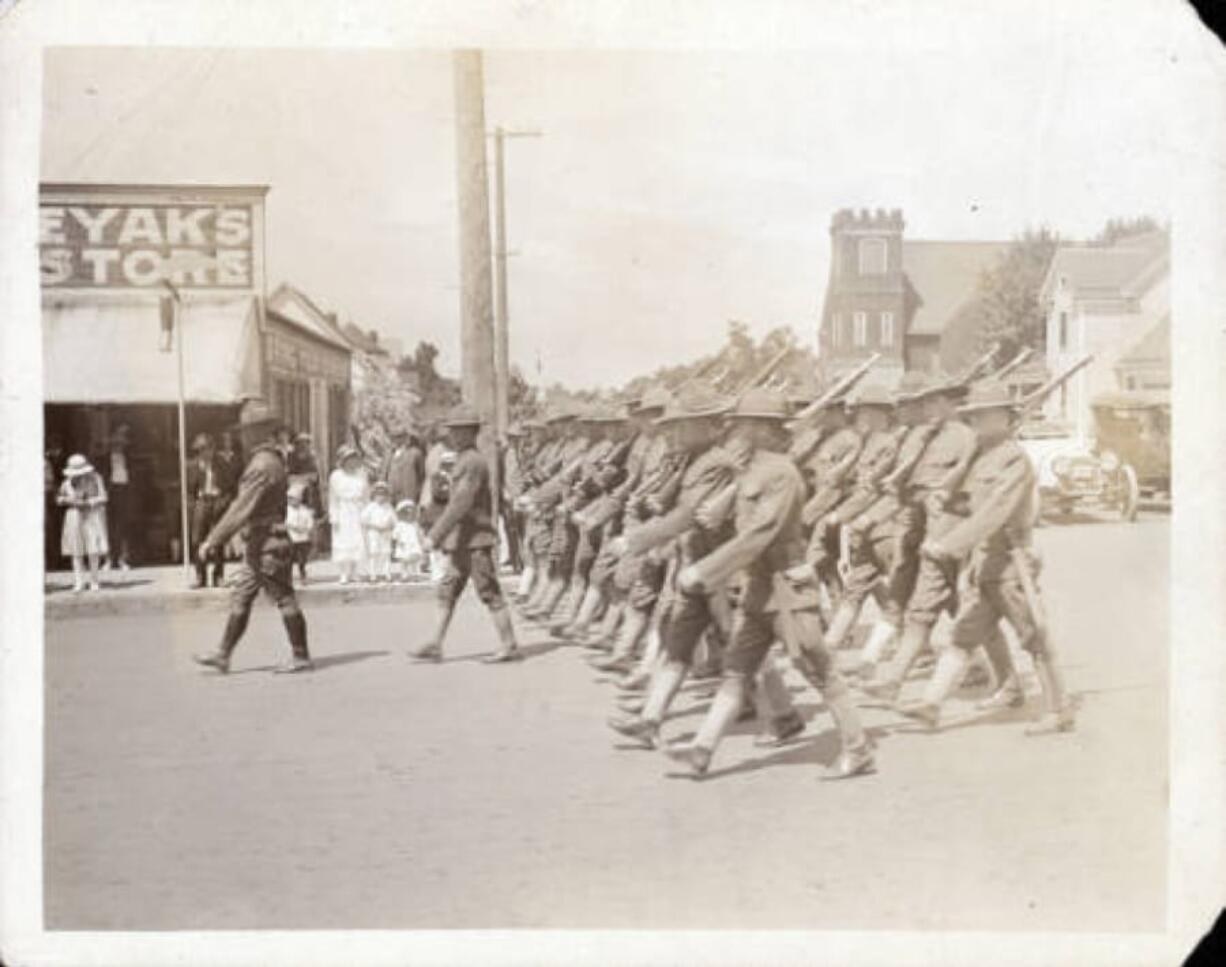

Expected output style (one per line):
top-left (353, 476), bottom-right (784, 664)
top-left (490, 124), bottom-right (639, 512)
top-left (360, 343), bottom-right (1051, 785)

top-left (43, 516), bottom-right (1168, 931)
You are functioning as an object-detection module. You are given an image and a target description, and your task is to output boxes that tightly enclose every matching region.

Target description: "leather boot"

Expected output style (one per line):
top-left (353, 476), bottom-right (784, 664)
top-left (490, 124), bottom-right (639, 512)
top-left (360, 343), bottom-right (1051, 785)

top-left (824, 598), bottom-right (862, 652)
top-left (753, 658), bottom-right (805, 747)
top-left (275, 610), bottom-right (314, 673)
top-left (482, 605), bottom-right (522, 663)
top-left (899, 647), bottom-right (969, 728)
top-left (862, 622), bottom-right (931, 702)
top-left (818, 674), bottom-right (875, 779)
top-left (980, 626), bottom-right (1016, 691)
top-left (587, 599), bottom-right (622, 650)
top-left (561, 584), bottom-right (604, 640)
top-left (639, 659), bottom-right (688, 725)
top-left (591, 607), bottom-right (648, 671)
top-left (550, 579), bottom-right (588, 637)
top-left (410, 599), bottom-right (456, 662)
top-left (193, 611), bottom-right (248, 673)
top-left (1026, 655), bottom-right (1075, 734)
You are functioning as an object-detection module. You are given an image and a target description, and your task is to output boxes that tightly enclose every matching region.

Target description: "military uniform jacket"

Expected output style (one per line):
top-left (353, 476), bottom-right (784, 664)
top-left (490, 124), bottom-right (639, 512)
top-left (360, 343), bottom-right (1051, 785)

top-left (800, 426), bottom-right (863, 523)
top-left (427, 446), bottom-right (498, 552)
top-left (623, 444), bottom-right (736, 557)
top-left (530, 436), bottom-right (590, 509)
top-left (787, 424), bottom-right (827, 467)
top-left (829, 428), bottom-right (903, 525)
top-left (689, 448), bottom-right (810, 614)
top-left (580, 432), bottom-right (653, 529)
top-left (204, 445), bottom-right (288, 548)
top-left (900, 418), bottom-right (977, 500)
top-left (937, 437), bottom-right (1037, 583)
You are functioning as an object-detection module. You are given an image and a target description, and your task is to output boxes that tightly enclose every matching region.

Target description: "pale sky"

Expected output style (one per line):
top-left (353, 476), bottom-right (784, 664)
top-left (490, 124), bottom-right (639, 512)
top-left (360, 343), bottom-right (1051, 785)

top-left (42, 34), bottom-right (1178, 388)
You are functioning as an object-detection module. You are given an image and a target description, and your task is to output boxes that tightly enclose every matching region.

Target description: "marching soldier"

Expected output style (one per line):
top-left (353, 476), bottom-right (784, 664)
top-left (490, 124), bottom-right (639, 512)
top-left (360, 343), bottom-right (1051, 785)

top-left (896, 380), bottom-right (1074, 733)
top-left (860, 375), bottom-right (980, 705)
top-left (409, 405), bottom-right (522, 664)
top-left (557, 389), bottom-right (672, 643)
top-left (591, 384), bottom-right (733, 674)
top-left (799, 384), bottom-right (897, 602)
top-left (193, 409), bottom-right (313, 675)
top-left (663, 387), bottom-right (874, 780)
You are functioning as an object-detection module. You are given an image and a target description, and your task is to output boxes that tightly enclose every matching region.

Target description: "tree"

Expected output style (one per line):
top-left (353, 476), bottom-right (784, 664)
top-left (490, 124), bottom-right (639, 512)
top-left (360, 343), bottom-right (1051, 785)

top-left (1092, 215), bottom-right (1164, 247)
top-left (975, 227), bottom-right (1060, 359)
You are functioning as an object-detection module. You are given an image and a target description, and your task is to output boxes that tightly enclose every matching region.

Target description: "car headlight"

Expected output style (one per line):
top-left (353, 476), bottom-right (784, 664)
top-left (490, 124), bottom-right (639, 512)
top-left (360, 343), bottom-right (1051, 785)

top-left (1100, 450), bottom-right (1120, 472)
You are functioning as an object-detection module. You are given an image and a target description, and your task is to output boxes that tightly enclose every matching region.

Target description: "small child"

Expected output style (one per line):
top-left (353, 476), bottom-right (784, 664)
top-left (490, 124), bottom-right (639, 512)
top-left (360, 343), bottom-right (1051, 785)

top-left (285, 484), bottom-right (316, 584)
top-left (361, 481), bottom-right (397, 582)
top-left (392, 499), bottom-right (424, 582)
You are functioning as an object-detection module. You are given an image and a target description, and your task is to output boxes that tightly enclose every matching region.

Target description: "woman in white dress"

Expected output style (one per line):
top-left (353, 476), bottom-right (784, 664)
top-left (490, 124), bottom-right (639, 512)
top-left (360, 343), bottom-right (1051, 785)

top-left (328, 446), bottom-right (370, 584)
top-left (57, 453), bottom-right (109, 592)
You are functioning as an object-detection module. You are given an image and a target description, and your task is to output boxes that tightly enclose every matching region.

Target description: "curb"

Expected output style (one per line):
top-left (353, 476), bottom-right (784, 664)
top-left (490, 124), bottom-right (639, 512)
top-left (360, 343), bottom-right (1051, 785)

top-left (45, 580), bottom-right (439, 621)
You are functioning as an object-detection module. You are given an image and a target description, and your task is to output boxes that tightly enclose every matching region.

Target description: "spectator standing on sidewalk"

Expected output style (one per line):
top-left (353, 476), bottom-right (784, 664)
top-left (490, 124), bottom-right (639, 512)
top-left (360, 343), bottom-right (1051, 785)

top-left (97, 424), bottom-right (134, 571)
top-left (57, 454), bottom-right (109, 593)
top-left (328, 445), bottom-right (370, 584)
top-left (187, 433), bottom-right (228, 589)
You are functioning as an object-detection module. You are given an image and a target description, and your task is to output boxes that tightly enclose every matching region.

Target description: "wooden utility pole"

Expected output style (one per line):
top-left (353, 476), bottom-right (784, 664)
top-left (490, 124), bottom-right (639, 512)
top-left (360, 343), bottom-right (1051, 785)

top-left (452, 50), bottom-right (497, 434)
top-left (490, 125), bottom-right (542, 437)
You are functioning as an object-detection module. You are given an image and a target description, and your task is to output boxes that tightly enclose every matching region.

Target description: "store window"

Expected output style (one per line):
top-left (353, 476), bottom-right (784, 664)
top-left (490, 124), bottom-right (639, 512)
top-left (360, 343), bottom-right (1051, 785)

top-left (273, 377), bottom-right (311, 433)
top-left (853, 311), bottom-right (868, 347)
top-left (880, 311), bottom-right (895, 346)
top-left (858, 237), bottom-right (887, 275)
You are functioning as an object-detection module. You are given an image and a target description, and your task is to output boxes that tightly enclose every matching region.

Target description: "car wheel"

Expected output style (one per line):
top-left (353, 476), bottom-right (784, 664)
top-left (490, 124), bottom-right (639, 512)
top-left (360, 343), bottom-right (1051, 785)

top-left (1119, 464), bottom-right (1140, 522)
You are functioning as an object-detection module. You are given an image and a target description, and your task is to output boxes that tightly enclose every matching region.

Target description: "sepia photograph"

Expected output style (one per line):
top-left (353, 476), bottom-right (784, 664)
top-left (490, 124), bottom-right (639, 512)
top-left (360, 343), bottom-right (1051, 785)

top-left (3, 1), bottom-right (1225, 965)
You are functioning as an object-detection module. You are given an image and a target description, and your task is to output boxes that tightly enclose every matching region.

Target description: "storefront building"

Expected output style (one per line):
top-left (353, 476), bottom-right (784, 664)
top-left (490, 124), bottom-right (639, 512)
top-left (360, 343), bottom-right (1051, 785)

top-left (41, 182), bottom-right (351, 566)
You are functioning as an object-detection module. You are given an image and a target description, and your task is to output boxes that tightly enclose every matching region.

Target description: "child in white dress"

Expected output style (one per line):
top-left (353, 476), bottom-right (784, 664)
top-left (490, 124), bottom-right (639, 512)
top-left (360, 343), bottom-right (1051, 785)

top-left (361, 481), bottom-right (397, 582)
top-left (392, 499), bottom-right (424, 582)
top-left (285, 485), bottom-right (316, 584)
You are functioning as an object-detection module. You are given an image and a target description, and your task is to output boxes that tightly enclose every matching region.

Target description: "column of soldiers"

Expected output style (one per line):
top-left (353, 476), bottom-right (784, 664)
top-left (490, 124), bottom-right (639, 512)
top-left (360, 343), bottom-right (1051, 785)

top-left (503, 348), bottom-right (1080, 780)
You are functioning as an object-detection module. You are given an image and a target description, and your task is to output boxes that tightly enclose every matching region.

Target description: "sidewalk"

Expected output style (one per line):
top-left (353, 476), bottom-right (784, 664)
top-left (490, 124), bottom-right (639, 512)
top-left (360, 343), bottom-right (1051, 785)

top-left (45, 559), bottom-right (439, 620)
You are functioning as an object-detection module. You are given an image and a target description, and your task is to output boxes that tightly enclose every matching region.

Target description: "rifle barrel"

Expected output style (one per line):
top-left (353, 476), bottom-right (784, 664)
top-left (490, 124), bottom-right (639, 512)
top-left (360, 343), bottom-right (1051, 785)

top-left (792, 352), bottom-right (881, 421)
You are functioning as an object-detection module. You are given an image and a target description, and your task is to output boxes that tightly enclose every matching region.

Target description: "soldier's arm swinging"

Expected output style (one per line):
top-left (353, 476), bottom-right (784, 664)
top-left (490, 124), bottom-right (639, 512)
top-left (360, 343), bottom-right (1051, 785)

top-left (427, 461), bottom-right (481, 547)
top-left (928, 452), bottom-right (1033, 560)
top-left (203, 464), bottom-right (275, 550)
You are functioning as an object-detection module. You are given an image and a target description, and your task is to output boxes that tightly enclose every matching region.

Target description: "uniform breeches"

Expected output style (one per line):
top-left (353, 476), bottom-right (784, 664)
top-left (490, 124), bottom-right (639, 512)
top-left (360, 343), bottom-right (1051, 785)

top-left (904, 508), bottom-right (962, 627)
top-left (230, 531), bottom-right (298, 616)
top-left (663, 589), bottom-right (719, 665)
top-left (548, 513), bottom-right (579, 578)
top-left (438, 546), bottom-right (505, 611)
top-left (950, 565), bottom-right (1044, 658)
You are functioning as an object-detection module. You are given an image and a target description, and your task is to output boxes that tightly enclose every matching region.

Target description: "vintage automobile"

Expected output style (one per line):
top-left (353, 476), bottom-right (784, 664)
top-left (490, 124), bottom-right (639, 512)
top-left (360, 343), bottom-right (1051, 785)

top-left (1018, 389), bottom-right (1170, 522)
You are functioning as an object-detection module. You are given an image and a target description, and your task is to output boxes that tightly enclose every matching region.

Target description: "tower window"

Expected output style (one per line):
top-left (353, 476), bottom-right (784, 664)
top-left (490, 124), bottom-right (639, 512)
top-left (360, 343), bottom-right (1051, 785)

top-left (858, 237), bottom-right (887, 275)
top-left (853, 311), bottom-right (868, 347)
top-left (880, 311), bottom-right (895, 346)
top-left (829, 312), bottom-right (842, 347)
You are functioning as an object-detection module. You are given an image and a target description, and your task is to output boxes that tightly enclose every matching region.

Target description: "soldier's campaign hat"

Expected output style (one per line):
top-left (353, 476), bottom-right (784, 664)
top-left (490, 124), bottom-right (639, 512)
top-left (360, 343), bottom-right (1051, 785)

top-left (958, 379), bottom-right (1016, 414)
top-left (909, 372), bottom-right (971, 401)
top-left (442, 403), bottom-right (483, 428)
top-left (635, 386), bottom-right (673, 416)
top-left (847, 384), bottom-right (895, 410)
top-left (725, 386), bottom-right (791, 421)
top-left (544, 407), bottom-right (577, 425)
top-left (655, 383), bottom-right (730, 425)
top-left (892, 370), bottom-right (931, 403)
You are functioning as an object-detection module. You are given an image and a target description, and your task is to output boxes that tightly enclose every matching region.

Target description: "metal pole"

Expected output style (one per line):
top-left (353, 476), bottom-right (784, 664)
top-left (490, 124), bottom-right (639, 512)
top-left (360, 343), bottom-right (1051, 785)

top-left (493, 126), bottom-right (509, 439)
top-left (175, 296), bottom-right (191, 578)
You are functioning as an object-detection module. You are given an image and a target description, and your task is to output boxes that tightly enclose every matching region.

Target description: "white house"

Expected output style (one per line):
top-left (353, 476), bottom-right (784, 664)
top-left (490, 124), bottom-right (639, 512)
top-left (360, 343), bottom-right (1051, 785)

top-left (1039, 231), bottom-right (1169, 441)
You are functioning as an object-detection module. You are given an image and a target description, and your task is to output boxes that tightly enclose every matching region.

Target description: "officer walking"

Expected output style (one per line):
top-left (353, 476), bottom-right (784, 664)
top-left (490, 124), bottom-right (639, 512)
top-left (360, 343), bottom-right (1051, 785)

top-left (193, 410), bottom-right (313, 675)
top-left (409, 404), bottom-right (522, 664)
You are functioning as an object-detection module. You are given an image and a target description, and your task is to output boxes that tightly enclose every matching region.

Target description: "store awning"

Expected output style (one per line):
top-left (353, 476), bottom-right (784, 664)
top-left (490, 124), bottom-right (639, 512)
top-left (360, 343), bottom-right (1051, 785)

top-left (43, 294), bottom-right (263, 404)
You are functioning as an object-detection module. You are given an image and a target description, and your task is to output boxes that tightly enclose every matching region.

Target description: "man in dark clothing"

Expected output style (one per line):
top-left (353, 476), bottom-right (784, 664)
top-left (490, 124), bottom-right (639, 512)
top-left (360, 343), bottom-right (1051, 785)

top-left (382, 428), bottom-right (426, 508)
top-left (192, 414), bottom-right (313, 675)
top-left (408, 405), bottom-right (521, 665)
top-left (187, 433), bottom-right (228, 589)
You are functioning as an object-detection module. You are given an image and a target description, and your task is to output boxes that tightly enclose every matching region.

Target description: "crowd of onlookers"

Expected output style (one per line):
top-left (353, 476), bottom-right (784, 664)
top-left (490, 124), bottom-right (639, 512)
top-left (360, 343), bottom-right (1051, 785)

top-left (44, 419), bottom-right (462, 593)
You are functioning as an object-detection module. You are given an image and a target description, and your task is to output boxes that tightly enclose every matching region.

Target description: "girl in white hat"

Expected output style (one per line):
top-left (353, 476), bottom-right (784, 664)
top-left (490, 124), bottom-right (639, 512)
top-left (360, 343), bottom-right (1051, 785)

top-left (392, 498), bottom-right (424, 582)
top-left (56, 454), bottom-right (109, 592)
